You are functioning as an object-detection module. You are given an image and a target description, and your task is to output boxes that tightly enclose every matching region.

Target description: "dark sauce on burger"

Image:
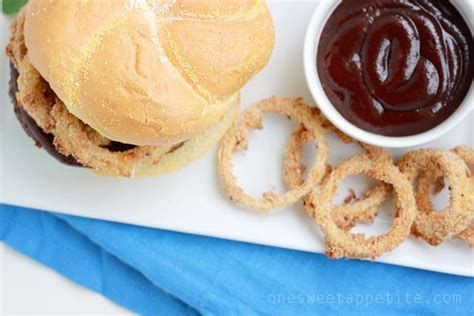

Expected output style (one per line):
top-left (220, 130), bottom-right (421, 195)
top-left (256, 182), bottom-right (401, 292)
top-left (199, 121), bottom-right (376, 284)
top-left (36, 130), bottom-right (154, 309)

top-left (317, 0), bottom-right (473, 136)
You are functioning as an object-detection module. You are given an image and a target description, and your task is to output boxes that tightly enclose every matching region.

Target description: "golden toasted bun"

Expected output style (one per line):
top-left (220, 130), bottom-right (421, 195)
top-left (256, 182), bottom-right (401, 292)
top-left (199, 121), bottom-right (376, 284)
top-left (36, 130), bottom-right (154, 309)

top-left (23, 0), bottom-right (274, 146)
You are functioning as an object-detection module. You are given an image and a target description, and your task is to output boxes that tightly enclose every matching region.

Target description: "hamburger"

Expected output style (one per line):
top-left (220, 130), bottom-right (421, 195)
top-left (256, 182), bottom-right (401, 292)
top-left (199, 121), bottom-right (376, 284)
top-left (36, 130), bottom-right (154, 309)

top-left (6, 0), bottom-right (274, 177)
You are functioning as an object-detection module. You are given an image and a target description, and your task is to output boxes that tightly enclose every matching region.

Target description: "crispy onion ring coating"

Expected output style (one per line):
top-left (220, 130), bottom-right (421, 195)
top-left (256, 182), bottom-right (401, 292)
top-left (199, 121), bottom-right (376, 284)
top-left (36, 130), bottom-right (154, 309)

top-left (217, 97), bottom-right (328, 211)
top-left (399, 149), bottom-right (473, 245)
top-left (416, 147), bottom-right (474, 246)
top-left (452, 146), bottom-right (474, 246)
top-left (453, 146), bottom-right (474, 165)
top-left (306, 152), bottom-right (417, 259)
top-left (283, 124), bottom-right (390, 230)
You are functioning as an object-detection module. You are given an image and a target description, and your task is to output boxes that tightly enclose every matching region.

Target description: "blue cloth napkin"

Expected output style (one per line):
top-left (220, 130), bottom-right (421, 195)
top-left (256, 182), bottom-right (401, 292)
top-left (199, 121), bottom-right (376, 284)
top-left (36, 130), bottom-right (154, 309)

top-left (1, 204), bottom-right (473, 315)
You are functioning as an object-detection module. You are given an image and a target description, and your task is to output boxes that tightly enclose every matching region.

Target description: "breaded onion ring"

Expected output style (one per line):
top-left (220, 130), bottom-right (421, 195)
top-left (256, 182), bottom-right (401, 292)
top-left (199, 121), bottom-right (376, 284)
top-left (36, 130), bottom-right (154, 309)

top-left (399, 149), bottom-right (473, 245)
top-left (453, 146), bottom-right (474, 165)
top-left (305, 152), bottom-right (417, 259)
top-left (454, 225), bottom-right (474, 247)
top-left (283, 124), bottom-right (390, 230)
top-left (452, 146), bottom-right (474, 246)
top-left (416, 171), bottom-right (474, 247)
top-left (217, 97), bottom-right (328, 211)
top-left (416, 147), bottom-right (474, 247)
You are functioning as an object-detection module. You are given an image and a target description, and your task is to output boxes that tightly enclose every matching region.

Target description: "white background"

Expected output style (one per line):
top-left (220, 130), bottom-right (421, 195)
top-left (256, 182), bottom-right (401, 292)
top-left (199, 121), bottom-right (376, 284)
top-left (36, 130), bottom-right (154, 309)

top-left (0, 244), bottom-right (130, 314)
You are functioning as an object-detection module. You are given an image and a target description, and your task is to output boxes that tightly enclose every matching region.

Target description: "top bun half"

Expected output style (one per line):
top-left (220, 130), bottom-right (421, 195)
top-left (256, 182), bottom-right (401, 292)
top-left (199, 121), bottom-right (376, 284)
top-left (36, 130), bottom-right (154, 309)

top-left (24, 0), bottom-right (274, 145)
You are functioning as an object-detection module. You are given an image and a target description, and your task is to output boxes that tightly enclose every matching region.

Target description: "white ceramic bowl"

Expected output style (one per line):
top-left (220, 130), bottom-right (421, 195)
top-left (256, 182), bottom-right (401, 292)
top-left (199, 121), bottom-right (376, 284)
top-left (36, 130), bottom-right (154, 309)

top-left (304, 0), bottom-right (474, 148)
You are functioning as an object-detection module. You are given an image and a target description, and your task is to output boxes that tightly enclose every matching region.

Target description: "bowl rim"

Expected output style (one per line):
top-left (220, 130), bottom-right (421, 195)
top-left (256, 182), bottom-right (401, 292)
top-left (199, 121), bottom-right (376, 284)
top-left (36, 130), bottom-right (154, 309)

top-left (303, 0), bottom-right (474, 148)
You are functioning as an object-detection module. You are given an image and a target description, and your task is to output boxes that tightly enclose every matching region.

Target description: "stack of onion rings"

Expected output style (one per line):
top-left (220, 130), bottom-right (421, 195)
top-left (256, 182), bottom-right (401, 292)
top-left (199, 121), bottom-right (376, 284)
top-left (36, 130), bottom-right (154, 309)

top-left (218, 96), bottom-right (473, 259)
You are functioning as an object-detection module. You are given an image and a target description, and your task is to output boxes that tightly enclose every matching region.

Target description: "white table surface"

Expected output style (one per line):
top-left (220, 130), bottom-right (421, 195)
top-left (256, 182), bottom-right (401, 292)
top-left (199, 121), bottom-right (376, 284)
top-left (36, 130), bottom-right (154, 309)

top-left (0, 243), bottom-right (131, 315)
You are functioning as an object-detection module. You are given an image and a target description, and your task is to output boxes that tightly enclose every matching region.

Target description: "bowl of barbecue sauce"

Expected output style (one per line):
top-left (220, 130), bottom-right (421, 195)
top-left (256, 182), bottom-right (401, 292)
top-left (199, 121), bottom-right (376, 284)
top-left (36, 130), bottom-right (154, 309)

top-left (304, 0), bottom-right (473, 148)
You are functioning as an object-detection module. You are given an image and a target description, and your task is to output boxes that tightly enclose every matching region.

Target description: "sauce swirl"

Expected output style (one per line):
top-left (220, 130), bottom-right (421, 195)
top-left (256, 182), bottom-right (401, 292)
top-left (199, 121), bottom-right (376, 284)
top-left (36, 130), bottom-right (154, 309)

top-left (317, 0), bottom-right (473, 136)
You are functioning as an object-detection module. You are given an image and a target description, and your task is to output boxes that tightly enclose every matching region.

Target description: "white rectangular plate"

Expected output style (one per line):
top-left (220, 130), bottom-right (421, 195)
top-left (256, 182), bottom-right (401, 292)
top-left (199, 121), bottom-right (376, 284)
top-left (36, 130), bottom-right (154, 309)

top-left (1, 2), bottom-right (473, 277)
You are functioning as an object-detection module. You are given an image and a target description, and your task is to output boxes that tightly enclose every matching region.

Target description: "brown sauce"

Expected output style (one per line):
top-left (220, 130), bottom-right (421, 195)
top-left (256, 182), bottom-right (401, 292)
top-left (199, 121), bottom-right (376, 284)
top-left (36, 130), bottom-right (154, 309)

top-left (317, 0), bottom-right (473, 136)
